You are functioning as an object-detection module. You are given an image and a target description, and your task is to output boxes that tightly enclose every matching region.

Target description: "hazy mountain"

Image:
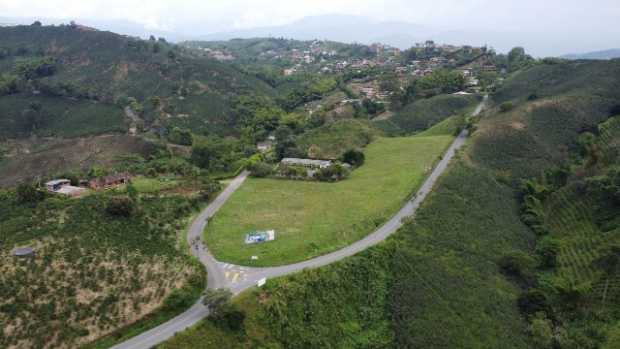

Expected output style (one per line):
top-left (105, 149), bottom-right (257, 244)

top-left (562, 48), bottom-right (620, 60)
top-left (0, 16), bottom-right (186, 41)
top-left (200, 15), bottom-right (433, 48)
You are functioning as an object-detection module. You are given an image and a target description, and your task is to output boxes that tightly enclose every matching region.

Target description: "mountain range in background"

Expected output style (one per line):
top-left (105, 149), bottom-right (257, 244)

top-left (1, 14), bottom-right (618, 58)
top-left (562, 48), bottom-right (620, 60)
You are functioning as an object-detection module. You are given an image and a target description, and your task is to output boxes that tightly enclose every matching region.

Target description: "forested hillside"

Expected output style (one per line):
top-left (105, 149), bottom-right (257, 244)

top-left (0, 23), bottom-right (275, 139)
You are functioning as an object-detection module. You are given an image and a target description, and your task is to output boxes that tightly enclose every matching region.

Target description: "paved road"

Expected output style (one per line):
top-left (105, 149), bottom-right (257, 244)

top-left (111, 96), bottom-right (487, 349)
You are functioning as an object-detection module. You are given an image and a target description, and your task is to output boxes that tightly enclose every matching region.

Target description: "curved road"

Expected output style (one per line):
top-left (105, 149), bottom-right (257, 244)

top-left (111, 96), bottom-right (487, 349)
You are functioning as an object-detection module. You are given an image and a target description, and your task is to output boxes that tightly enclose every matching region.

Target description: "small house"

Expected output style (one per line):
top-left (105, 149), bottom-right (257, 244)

top-left (45, 179), bottom-right (71, 192)
top-left (257, 141), bottom-right (273, 153)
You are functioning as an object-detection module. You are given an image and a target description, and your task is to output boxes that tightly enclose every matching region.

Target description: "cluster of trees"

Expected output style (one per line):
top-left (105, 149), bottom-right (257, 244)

top-left (279, 76), bottom-right (338, 111)
top-left (191, 136), bottom-right (249, 175)
top-left (167, 127), bottom-right (193, 146)
top-left (0, 73), bottom-right (18, 96)
top-left (14, 56), bottom-right (57, 80)
top-left (416, 69), bottom-right (466, 96)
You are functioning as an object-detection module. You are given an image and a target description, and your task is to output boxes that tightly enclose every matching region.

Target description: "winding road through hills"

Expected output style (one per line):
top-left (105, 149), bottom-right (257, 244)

top-left (111, 96), bottom-right (488, 349)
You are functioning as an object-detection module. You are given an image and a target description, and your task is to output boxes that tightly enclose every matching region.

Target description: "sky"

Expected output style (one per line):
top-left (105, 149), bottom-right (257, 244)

top-left (1, 0), bottom-right (619, 55)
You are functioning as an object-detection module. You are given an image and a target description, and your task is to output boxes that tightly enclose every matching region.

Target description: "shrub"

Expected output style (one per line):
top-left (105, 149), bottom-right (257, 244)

top-left (500, 102), bottom-right (514, 113)
top-left (314, 164), bottom-right (349, 182)
top-left (106, 196), bottom-right (135, 217)
top-left (536, 237), bottom-right (560, 269)
top-left (498, 251), bottom-right (536, 285)
top-left (518, 289), bottom-right (549, 315)
top-left (16, 183), bottom-right (44, 204)
top-left (249, 161), bottom-right (274, 178)
top-left (341, 149), bottom-right (365, 167)
top-left (203, 288), bottom-right (232, 316)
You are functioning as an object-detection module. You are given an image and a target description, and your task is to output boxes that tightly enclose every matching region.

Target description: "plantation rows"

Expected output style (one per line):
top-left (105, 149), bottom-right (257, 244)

top-left (0, 240), bottom-right (199, 349)
top-left (545, 188), bottom-right (602, 286)
top-left (598, 115), bottom-right (620, 162)
top-left (0, 190), bottom-right (205, 349)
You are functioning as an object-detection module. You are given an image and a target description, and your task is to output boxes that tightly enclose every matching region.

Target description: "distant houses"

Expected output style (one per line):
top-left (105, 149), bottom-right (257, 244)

top-left (44, 172), bottom-right (132, 196)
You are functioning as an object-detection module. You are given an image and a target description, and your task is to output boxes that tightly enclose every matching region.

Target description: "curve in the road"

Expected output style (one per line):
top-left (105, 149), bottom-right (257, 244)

top-left (111, 96), bottom-right (487, 349)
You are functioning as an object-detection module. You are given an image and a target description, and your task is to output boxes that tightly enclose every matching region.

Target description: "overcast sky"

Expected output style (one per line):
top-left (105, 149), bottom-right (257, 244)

top-left (1, 0), bottom-right (619, 55)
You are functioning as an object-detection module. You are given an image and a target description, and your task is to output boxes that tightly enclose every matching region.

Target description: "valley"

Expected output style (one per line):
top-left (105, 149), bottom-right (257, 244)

top-left (0, 13), bottom-right (619, 349)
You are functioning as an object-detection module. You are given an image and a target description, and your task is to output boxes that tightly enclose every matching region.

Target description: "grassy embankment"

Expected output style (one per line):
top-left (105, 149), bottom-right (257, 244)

top-left (206, 132), bottom-right (453, 266)
top-left (374, 93), bottom-right (479, 135)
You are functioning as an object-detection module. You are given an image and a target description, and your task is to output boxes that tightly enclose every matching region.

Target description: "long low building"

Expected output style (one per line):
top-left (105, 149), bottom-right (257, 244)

top-left (280, 158), bottom-right (332, 169)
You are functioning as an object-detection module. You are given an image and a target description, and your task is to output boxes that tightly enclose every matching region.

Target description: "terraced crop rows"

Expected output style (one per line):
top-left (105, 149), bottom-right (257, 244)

top-left (545, 188), bottom-right (602, 286)
top-left (598, 116), bottom-right (620, 161)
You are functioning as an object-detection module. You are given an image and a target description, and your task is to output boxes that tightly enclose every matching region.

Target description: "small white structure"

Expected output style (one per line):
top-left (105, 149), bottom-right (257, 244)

top-left (45, 179), bottom-right (70, 192)
top-left (13, 247), bottom-right (35, 258)
top-left (281, 158), bottom-right (332, 169)
top-left (257, 277), bottom-right (267, 287)
top-left (245, 230), bottom-right (276, 244)
top-left (45, 179), bottom-right (86, 197)
top-left (256, 141), bottom-right (273, 153)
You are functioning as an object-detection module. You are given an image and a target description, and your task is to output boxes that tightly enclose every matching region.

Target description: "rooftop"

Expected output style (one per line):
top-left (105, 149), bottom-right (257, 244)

top-left (13, 246), bottom-right (35, 257)
top-left (281, 158), bottom-right (333, 168)
top-left (45, 179), bottom-right (70, 186)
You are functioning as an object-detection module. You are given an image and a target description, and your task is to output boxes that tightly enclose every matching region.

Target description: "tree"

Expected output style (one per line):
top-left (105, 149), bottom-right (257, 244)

top-left (249, 162), bottom-right (273, 178)
top-left (528, 313), bottom-right (554, 348)
top-left (106, 196), bottom-right (135, 217)
top-left (498, 251), bottom-right (536, 285)
top-left (499, 102), bottom-right (514, 113)
top-left (168, 127), bottom-right (193, 146)
top-left (126, 183), bottom-right (139, 203)
top-left (341, 149), bottom-right (365, 167)
top-left (31, 21), bottom-right (42, 27)
top-left (203, 288), bottom-right (232, 316)
top-left (536, 237), bottom-right (560, 269)
top-left (416, 69), bottom-right (465, 95)
top-left (518, 289), bottom-right (549, 315)
top-left (16, 183), bottom-right (44, 204)
top-left (203, 288), bottom-right (245, 330)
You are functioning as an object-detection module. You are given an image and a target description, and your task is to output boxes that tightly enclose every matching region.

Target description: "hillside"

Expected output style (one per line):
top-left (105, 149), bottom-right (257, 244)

top-left (374, 94), bottom-right (480, 135)
top-left (0, 23), bottom-right (275, 139)
top-left (161, 59), bottom-right (620, 349)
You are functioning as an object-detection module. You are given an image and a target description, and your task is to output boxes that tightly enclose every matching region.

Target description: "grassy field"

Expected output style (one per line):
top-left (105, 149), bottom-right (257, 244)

top-left (206, 134), bottom-right (453, 266)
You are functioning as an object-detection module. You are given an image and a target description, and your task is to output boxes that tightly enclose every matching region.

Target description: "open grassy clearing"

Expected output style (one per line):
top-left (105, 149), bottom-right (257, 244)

top-left (206, 134), bottom-right (454, 266)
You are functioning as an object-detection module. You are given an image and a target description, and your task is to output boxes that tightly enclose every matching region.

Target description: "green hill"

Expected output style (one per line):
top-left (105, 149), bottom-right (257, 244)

top-left (162, 59), bottom-right (620, 349)
top-left (296, 118), bottom-right (382, 159)
top-left (0, 24), bottom-right (275, 139)
top-left (374, 93), bottom-right (480, 135)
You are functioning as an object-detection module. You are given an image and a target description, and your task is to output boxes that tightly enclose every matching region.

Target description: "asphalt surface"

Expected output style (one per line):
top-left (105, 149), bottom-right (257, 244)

top-left (111, 96), bottom-right (487, 349)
